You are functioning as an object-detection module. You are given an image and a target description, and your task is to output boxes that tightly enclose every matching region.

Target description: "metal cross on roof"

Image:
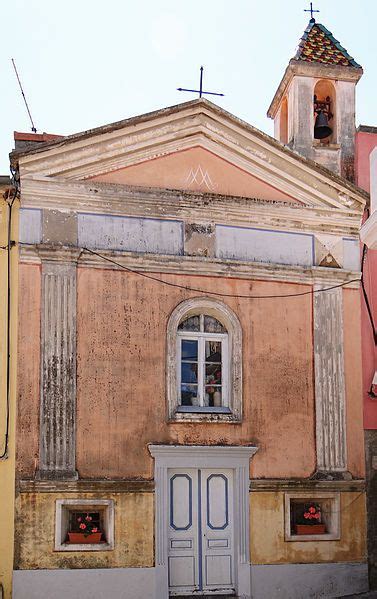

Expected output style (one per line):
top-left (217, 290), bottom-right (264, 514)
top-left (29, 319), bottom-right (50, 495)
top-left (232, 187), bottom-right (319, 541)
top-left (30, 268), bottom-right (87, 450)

top-left (304, 1), bottom-right (320, 21)
top-left (177, 66), bottom-right (224, 99)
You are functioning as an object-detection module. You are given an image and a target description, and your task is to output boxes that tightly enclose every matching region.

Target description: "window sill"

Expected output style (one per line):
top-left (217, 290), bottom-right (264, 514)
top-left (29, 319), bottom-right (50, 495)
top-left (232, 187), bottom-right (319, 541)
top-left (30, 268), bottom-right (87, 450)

top-left (286, 533), bottom-right (339, 542)
top-left (57, 541), bottom-right (113, 552)
top-left (176, 406), bottom-right (232, 414)
top-left (170, 409), bottom-right (241, 423)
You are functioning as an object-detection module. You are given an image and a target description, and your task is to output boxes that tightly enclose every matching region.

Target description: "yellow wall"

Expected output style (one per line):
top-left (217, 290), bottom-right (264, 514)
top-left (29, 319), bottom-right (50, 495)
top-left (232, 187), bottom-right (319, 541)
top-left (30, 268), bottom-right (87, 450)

top-left (15, 492), bottom-right (154, 570)
top-left (0, 190), bottom-right (18, 599)
top-left (250, 491), bottom-right (367, 564)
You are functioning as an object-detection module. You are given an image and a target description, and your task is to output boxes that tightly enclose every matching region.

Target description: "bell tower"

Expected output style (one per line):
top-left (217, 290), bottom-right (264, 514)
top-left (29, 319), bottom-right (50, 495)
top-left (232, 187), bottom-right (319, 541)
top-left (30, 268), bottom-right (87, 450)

top-left (267, 18), bottom-right (363, 182)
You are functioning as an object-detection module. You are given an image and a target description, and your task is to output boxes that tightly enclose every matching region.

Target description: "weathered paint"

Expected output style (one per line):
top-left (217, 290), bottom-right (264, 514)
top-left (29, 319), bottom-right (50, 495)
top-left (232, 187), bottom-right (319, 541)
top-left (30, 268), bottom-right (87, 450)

top-left (343, 238), bottom-right (361, 271)
top-left (16, 264), bottom-right (365, 480)
top-left (78, 213), bottom-right (183, 254)
top-left (14, 491), bottom-right (153, 569)
top-left (250, 491), bottom-right (366, 564)
top-left (216, 224), bottom-right (314, 267)
top-left (250, 562), bottom-right (368, 599)
top-left (39, 261), bottom-right (77, 479)
top-left (91, 146), bottom-right (299, 202)
top-left (314, 287), bottom-right (347, 471)
top-left (343, 289), bottom-right (365, 478)
top-left (74, 269), bottom-right (316, 480)
top-left (42, 209), bottom-right (77, 246)
top-left (19, 208), bottom-right (41, 244)
top-left (0, 188), bottom-right (18, 599)
top-left (16, 264), bottom-right (41, 476)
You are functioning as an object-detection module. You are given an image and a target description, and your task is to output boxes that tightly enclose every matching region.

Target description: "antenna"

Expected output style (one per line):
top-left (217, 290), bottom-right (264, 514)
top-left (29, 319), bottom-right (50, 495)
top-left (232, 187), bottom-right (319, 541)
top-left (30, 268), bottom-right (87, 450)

top-left (11, 58), bottom-right (37, 133)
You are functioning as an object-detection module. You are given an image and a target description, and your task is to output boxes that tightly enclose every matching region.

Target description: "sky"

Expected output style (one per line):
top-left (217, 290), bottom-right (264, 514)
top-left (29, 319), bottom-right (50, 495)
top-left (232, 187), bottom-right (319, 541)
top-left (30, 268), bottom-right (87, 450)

top-left (1, 0), bottom-right (376, 174)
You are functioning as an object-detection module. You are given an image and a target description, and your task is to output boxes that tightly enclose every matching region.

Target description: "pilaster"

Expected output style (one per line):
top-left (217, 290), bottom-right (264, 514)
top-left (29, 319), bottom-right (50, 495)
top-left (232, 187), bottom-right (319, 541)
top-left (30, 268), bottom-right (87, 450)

top-left (314, 286), bottom-right (347, 472)
top-left (38, 253), bottom-right (79, 479)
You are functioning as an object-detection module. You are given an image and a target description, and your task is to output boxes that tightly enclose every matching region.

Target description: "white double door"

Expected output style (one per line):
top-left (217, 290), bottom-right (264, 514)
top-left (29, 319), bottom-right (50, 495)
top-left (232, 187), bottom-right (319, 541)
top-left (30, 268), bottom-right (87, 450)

top-left (168, 468), bottom-right (234, 595)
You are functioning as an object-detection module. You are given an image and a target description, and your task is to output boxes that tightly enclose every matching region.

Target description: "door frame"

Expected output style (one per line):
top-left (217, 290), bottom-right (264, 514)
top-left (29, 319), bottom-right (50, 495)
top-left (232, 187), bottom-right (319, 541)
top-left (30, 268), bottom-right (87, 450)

top-left (149, 445), bottom-right (258, 599)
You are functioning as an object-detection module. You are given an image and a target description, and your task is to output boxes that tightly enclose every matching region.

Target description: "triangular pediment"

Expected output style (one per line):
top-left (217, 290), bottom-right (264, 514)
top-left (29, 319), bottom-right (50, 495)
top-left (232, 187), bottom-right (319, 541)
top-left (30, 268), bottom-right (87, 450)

top-left (13, 99), bottom-right (367, 212)
top-left (90, 146), bottom-right (298, 203)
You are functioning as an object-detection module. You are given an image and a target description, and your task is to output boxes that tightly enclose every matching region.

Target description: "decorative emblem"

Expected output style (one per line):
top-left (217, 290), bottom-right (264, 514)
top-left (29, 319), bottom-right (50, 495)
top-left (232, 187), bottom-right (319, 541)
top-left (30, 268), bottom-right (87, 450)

top-left (184, 165), bottom-right (216, 191)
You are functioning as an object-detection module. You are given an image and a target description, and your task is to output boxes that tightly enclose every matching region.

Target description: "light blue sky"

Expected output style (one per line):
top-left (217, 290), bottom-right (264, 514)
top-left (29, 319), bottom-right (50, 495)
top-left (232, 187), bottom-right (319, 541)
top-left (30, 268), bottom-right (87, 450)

top-left (1, 0), bottom-right (376, 174)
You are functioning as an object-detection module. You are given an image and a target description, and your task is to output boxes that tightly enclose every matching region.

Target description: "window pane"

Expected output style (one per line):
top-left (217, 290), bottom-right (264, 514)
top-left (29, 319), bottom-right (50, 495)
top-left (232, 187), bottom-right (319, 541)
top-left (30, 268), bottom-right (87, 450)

top-left (204, 315), bottom-right (226, 333)
top-left (205, 363), bottom-right (222, 384)
top-left (205, 386), bottom-right (222, 407)
top-left (181, 384), bottom-right (198, 406)
top-left (205, 340), bottom-right (222, 363)
top-left (181, 362), bottom-right (198, 384)
top-left (181, 339), bottom-right (198, 360)
top-left (178, 316), bottom-right (200, 331)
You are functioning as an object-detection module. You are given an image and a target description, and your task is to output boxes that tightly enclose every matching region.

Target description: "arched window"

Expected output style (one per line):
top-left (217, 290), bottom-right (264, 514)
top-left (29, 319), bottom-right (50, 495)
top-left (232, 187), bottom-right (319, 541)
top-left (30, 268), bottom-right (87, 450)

top-left (167, 298), bottom-right (242, 422)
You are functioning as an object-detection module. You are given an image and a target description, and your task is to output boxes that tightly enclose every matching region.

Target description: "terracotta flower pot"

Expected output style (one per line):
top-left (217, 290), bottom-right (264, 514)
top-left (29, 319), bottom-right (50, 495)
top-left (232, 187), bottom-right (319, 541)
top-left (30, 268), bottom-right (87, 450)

top-left (295, 524), bottom-right (326, 535)
top-left (68, 532), bottom-right (102, 544)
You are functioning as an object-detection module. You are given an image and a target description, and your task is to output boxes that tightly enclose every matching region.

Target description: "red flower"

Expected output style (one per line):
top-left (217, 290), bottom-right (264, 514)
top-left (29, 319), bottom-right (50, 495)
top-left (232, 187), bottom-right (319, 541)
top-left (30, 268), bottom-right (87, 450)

top-left (77, 517), bottom-right (82, 522)
top-left (309, 506), bottom-right (316, 514)
top-left (85, 515), bottom-right (92, 522)
top-left (79, 523), bottom-right (86, 530)
top-left (92, 528), bottom-right (98, 533)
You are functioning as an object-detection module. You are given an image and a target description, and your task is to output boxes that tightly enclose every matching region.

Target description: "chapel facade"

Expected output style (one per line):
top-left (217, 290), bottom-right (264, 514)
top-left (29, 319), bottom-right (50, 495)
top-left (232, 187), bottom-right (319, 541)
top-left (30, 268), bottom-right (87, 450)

top-left (10, 17), bottom-right (371, 599)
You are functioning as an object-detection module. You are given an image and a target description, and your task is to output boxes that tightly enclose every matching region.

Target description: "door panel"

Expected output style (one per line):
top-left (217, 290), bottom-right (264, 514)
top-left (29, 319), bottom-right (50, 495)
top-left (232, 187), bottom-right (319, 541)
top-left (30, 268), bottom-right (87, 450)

top-left (168, 469), bottom-right (198, 594)
top-left (201, 469), bottom-right (234, 592)
top-left (168, 468), bottom-right (234, 595)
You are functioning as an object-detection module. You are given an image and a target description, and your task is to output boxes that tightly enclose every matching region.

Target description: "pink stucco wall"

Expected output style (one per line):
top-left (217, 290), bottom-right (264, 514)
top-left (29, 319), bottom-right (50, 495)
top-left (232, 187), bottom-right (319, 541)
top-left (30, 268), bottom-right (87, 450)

top-left (355, 130), bottom-right (377, 429)
top-left (356, 130), bottom-right (377, 193)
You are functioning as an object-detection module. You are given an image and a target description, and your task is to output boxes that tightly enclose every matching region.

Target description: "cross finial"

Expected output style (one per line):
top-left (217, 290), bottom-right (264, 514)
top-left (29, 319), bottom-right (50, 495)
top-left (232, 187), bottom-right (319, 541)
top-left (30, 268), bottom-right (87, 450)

top-left (304, 1), bottom-right (320, 21)
top-left (177, 66), bottom-right (224, 99)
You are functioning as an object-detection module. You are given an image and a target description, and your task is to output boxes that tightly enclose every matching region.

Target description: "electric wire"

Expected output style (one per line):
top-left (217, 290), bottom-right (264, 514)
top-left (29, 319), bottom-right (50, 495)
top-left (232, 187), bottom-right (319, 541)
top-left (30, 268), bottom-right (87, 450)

top-left (361, 243), bottom-right (377, 345)
top-left (82, 247), bottom-right (360, 299)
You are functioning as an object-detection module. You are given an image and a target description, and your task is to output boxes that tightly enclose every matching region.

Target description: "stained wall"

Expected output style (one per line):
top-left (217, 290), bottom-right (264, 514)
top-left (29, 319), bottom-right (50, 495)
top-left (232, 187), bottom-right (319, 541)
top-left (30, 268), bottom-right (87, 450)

top-left (250, 491), bottom-right (366, 564)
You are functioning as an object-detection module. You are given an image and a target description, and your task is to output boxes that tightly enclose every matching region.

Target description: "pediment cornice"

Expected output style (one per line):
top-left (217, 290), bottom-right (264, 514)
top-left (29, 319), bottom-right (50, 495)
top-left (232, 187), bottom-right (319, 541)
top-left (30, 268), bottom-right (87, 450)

top-left (15, 100), bottom-right (367, 213)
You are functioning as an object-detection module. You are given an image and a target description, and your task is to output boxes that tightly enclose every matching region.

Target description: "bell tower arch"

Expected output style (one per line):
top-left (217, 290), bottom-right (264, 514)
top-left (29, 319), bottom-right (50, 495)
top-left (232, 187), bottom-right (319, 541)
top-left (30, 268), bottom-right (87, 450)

top-left (267, 19), bottom-right (363, 182)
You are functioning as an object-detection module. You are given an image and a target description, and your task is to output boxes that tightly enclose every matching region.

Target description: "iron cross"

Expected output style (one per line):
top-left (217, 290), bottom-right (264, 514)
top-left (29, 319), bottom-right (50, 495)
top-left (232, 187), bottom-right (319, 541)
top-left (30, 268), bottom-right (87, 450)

top-left (304, 2), bottom-right (320, 20)
top-left (177, 66), bottom-right (224, 99)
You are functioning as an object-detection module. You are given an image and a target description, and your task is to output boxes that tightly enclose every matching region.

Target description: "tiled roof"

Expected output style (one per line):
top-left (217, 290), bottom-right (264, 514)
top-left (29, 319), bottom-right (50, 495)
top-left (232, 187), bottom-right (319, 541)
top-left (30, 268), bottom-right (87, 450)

top-left (294, 20), bottom-right (361, 68)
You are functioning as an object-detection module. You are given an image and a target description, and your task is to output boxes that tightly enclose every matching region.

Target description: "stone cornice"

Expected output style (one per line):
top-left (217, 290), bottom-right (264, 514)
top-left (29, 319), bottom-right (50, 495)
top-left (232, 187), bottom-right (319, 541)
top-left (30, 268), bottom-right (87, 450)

top-left (18, 478), bottom-right (154, 494)
top-left (20, 177), bottom-right (363, 235)
top-left (250, 478), bottom-right (365, 492)
top-left (19, 244), bottom-right (362, 288)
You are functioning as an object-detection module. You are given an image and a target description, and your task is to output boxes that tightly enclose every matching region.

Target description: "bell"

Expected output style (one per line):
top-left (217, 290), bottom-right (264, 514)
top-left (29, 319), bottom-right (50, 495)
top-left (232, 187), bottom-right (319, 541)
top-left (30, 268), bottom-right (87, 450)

top-left (314, 111), bottom-right (332, 139)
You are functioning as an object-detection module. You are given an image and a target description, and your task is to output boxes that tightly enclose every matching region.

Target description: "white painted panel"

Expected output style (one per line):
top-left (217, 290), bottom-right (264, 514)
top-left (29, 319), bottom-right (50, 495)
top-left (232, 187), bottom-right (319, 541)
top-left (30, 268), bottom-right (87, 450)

top-left (170, 474), bottom-right (192, 530)
top-left (205, 555), bottom-right (232, 586)
top-left (168, 469), bottom-right (198, 594)
top-left (216, 225), bottom-right (313, 266)
top-left (207, 474), bottom-right (228, 529)
top-left (171, 539), bottom-right (192, 549)
top-left (168, 556), bottom-right (195, 587)
top-left (202, 469), bottom-right (234, 593)
top-left (19, 208), bottom-right (42, 244)
top-left (208, 538), bottom-right (228, 548)
top-left (343, 238), bottom-right (360, 271)
top-left (78, 213), bottom-right (183, 254)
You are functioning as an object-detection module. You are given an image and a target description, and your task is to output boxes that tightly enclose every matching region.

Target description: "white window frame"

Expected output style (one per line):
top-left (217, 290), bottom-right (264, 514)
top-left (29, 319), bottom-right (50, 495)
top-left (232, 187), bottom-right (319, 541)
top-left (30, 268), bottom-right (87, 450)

top-left (167, 297), bottom-right (242, 422)
top-left (177, 316), bottom-right (229, 411)
top-left (284, 492), bottom-right (341, 542)
top-left (55, 499), bottom-right (114, 551)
